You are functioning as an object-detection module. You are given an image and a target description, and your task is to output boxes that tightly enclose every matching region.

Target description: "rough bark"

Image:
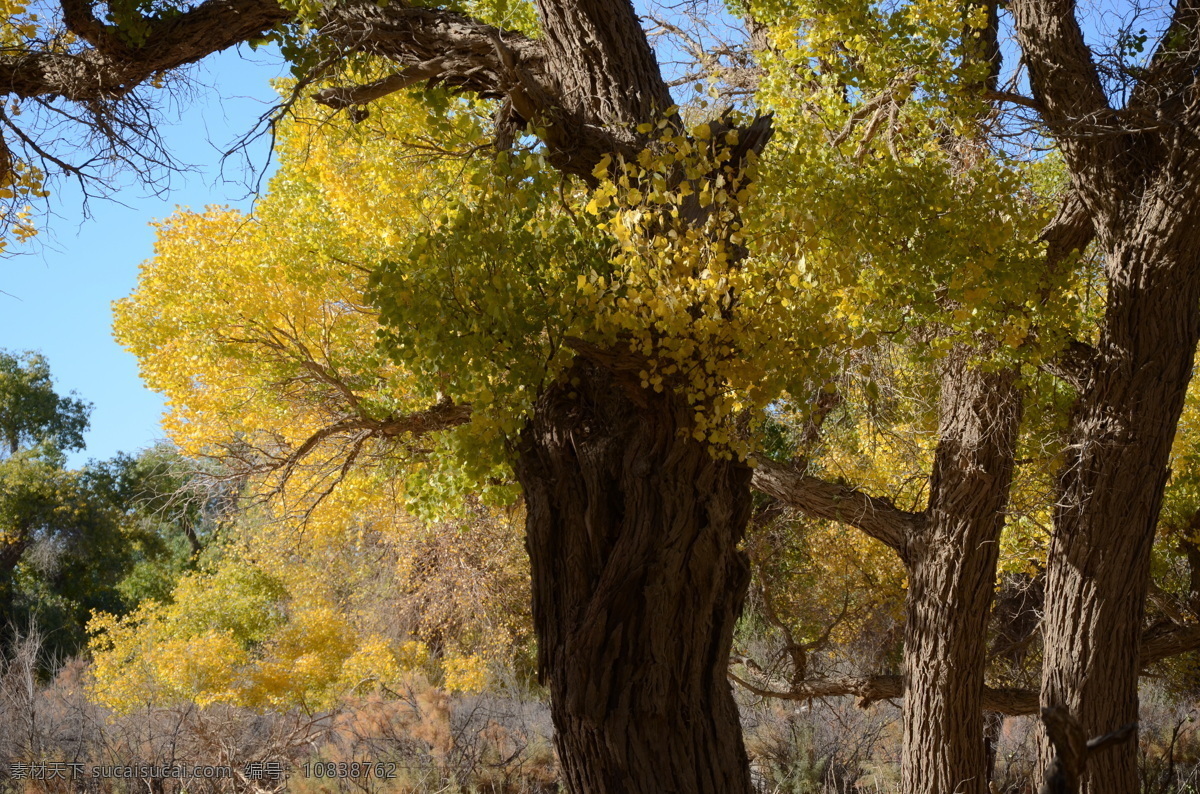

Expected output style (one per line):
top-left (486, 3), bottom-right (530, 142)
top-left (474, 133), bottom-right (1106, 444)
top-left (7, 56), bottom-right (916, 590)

top-left (515, 358), bottom-right (754, 794)
top-left (902, 355), bottom-right (1022, 794)
top-left (1036, 210), bottom-right (1200, 792)
top-left (1006, 0), bottom-right (1200, 787)
top-left (530, 0), bottom-right (671, 128)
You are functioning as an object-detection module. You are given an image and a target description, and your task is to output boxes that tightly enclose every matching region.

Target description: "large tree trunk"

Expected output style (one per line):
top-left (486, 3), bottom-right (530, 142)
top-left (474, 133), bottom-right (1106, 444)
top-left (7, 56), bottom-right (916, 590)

top-left (1040, 215), bottom-right (1200, 794)
top-left (903, 355), bottom-right (1022, 794)
top-left (1008, 0), bottom-right (1200, 786)
top-left (1006, 0), bottom-right (1200, 786)
top-left (515, 357), bottom-right (755, 794)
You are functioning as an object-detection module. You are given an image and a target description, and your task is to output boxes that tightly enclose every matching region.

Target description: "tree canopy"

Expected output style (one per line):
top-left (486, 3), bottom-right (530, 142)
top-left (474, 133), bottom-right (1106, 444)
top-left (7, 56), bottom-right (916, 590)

top-left (0, 350), bottom-right (89, 456)
top-left (3, 0), bottom-right (1200, 789)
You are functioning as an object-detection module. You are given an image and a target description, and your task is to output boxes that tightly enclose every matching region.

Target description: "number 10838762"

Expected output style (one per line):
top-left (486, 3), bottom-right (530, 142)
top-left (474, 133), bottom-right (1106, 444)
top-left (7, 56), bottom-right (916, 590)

top-left (301, 762), bottom-right (397, 779)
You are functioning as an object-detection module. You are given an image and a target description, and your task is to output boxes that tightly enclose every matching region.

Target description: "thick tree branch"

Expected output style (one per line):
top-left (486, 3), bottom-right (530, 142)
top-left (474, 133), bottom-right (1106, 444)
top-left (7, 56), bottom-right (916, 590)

top-left (0, 0), bottom-right (290, 102)
top-left (1007, 0), bottom-right (1111, 139)
top-left (0, 0), bottom-right (632, 179)
top-left (1041, 189), bottom-right (1095, 274)
top-left (373, 399), bottom-right (473, 438)
top-left (1042, 340), bottom-right (1099, 391)
top-left (315, 4), bottom-right (541, 102)
top-left (1140, 619), bottom-right (1200, 666)
top-left (313, 1), bottom-right (644, 176)
top-left (1036, 190), bottom-right (1097, 388)
top-left (750, 457), bottom-right (923, 561)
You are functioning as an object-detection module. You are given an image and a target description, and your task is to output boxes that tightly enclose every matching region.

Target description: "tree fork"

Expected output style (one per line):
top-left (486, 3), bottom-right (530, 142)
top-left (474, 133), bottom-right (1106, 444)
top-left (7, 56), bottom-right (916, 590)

top-left (1037, 228), bottom-right (1200, 794)
top-left (515, 357), bottom-right (755, 794)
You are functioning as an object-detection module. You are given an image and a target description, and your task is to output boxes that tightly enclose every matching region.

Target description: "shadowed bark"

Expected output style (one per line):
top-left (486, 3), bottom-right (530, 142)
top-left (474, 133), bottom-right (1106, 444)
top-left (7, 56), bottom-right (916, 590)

top-left (1039, 707), bottom-right (1136, 794)
top-left (902, 355), bottom-right (1022, 794)
top-left (1008, 0), bottom-right (1200, 787)
top-left (515, 359), bottom-right (755, 794)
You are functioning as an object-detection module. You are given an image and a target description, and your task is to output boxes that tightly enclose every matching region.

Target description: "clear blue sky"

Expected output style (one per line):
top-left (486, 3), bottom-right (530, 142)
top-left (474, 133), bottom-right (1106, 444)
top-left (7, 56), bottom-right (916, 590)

top-left (0, 46), bottom-right (287, 468)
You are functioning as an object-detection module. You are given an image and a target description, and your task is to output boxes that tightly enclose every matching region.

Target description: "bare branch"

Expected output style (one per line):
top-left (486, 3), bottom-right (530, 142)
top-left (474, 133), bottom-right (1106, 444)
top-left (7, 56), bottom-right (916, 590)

top-left (728, 669), bottom-right (1039, 715)
top-left (983, 90), bottom-right (1043, 112)
top-left (750, 457), bottom-right (922, 560)
top-left (313, 72), bottom-right (430, 110)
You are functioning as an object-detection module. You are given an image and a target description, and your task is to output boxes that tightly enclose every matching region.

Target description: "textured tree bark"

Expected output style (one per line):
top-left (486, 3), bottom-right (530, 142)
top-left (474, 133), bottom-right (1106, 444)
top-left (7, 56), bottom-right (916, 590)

top-left (515, 358), bottom-right (755, 794)
top-left (1006, 0), bottom-right (1200, 787)
top-left (902, 355), bottom-right (1022, 794)
top-left (1039, 211), bottom-right (1200, 794)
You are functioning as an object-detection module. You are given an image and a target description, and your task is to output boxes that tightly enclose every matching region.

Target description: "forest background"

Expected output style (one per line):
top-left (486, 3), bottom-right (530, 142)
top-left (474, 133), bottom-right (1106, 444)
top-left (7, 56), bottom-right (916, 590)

top-left (1, 0), bottom-right (1200, 791)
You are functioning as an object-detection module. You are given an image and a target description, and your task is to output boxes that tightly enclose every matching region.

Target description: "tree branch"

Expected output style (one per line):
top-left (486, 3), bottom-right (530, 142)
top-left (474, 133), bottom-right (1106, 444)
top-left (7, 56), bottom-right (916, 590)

top-left (1008, 0), bottom-right (1111, 139)
top-left (1140, 619), bottom-right (1200, 666)
top-left (728, 669), bottom-right (1040, 715)
top-left (0, 0), bottom-right (290, 102)
top-left (1041, 189), bottom-right (1095, 274)
top-left (1126, 0), bottom-right (1200, 120)
top-left (1037, 190), bottom-right (1097, 388)
top-left (313, 72), bottom-right (432, 110)
top-left (750, 457), bottom-right (922, 561)
top-left (1042, 339), bottom-right (1099, 391)
top-left (983, 90), bottom-right (1043, 112)
top-left (727, 617), bottom-right (1200, 719)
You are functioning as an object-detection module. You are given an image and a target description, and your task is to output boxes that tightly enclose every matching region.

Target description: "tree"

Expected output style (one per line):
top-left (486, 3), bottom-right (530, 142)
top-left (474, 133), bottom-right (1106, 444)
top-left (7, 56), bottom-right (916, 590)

top-left (118, 46), bottom-right (1049, 794)
top-left (1000, 2), bottom-right (1200, 789)
top-left (0, 349), bottom-right (91, 634)
top-left (715, 0), bottom-right (1200, 789)
top-left (108, 6), bottom-right (1065, 794)
top-left (0, 353), bottom-right (199, 655)
top-left (0, 351), bottom-right (89, 457)
top-left (5, 0), bottom-right (1200, 790)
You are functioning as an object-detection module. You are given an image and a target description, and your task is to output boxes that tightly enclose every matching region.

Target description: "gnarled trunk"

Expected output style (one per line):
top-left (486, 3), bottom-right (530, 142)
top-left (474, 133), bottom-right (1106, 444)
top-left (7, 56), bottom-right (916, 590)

top-left (903, 356), bottom-right (1023, 794)
top-left (1005, 0), bottom-right (1200, 785)
top-left (515, 357), bottom-right (755, 794)
top-left (1041, 219), bottom-right (1200, 794)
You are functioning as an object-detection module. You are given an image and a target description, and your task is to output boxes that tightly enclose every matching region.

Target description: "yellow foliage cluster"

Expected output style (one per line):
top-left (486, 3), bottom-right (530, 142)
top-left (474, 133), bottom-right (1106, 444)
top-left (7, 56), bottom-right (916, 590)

top-left (88, 483), bottom-right (532, 711)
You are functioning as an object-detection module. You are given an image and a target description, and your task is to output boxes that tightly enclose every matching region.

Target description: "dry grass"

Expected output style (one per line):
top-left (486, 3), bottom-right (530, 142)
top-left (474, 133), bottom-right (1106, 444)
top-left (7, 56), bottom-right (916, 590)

top-left (3, 633), bottom-right (1200, 793)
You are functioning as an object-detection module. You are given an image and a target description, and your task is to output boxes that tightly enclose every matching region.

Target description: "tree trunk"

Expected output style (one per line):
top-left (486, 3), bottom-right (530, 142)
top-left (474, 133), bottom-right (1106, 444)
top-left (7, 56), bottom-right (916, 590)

top-left (903, 355), bottom-right (1022, 794)
top-left (1041, 224), bottom-right (1200, 794)
top-left (0, 534), bottom-right (26, 629)
top-left (514, 356), bottom-right (755, 794)
top-left (1006, 0), bottom-right (1200, 786)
